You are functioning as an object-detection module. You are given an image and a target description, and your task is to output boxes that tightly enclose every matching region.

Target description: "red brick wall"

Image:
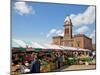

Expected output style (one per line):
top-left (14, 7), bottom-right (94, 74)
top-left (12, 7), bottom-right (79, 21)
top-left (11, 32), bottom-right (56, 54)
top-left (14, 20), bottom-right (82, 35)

top-left (73, 36), bottom-right (92, 50)
top-left (84, 37), bottom-right (92, 50)
top-left (52, 37), bottom-right (62, 45)
top-left (73, 37), bottom-right (84, 48)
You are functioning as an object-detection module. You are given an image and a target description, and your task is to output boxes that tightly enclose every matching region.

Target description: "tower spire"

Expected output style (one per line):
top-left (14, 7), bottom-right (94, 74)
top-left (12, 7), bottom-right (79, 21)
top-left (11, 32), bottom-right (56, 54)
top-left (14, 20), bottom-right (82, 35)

top-left (64, 15), bottom-right (72, 39)
top-left (64, 16), bottom-right (72, 25)
top-left (64, 16), bottom-right (71, 22)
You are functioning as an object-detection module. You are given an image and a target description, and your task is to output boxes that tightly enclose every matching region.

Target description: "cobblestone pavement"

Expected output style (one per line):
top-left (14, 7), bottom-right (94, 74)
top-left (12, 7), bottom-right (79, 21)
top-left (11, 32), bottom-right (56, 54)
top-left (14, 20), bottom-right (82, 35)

top-left (22, 65), bottom-right (96, 75)
top-left (62, 65), bottom-right (96, 71)
top-left (54, 65), bottom-right (96, 72)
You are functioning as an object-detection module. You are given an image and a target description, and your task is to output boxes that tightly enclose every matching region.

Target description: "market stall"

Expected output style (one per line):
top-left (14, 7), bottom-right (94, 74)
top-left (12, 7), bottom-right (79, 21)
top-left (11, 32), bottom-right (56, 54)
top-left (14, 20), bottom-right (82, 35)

top-left (12, 40), bottom-right (93, 74)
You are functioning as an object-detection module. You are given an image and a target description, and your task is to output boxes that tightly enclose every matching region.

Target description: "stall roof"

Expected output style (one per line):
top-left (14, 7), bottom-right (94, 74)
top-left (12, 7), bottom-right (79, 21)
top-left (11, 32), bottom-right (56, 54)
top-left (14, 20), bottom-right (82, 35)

top-left (78, 48), bottom-right (90, 51)
top-left (60, 46), bottom-right (77, 50)
top-left (43, 44), bottom-right (62, 49)
top-left (12, 40), bottom-right (21, 48)
top-left (31, 42), bottom-right (45, 49)
top-left (12, 39), bottom-right (90, 51)
top-left (13, 39), bottom-right (26, 48)
top-left (60, 46), bottom-right (90, 51)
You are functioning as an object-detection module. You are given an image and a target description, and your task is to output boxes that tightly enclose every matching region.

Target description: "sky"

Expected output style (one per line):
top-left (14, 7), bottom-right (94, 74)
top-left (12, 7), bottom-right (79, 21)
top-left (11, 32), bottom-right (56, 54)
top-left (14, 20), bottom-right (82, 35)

top-left (12, 1), bottom-right (96, 44)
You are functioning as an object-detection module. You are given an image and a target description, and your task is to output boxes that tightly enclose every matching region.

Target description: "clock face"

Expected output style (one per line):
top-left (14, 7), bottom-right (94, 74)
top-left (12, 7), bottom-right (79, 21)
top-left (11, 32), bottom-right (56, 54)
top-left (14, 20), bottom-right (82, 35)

top-left (66, 21), bottom-right (69, 24)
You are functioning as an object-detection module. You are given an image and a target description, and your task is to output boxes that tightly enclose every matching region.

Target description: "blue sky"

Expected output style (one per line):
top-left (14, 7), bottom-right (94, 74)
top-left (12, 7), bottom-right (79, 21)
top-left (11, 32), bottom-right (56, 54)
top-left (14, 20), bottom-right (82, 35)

top-left (12, 1), bottom-right (96, 44)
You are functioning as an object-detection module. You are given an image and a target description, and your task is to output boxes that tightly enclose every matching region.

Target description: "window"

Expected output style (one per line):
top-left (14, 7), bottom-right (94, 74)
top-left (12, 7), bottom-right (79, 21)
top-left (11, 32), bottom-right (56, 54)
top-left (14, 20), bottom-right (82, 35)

top-left (77, 41), bottom-right (80, 47)
top-left (65, 28), bottom-right (69, 34)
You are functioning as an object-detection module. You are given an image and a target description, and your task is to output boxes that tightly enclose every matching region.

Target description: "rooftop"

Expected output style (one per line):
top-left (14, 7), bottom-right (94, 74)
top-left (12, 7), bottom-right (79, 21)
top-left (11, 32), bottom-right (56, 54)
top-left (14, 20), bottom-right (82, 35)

top-left (52, 36), bottom-right (63, 38)
top-left (73, 34), bottom-right (92, 40)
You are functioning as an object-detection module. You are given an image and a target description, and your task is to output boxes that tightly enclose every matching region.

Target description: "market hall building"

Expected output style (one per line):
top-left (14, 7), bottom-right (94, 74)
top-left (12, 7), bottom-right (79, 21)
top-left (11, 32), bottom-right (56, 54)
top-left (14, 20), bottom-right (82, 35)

top-left (52, 16), bottom-right (92, 50)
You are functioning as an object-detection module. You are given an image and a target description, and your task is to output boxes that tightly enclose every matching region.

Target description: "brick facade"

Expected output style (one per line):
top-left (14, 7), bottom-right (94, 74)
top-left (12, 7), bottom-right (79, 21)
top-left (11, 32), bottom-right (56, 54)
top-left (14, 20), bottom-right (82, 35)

top-left (52, 16), bottom-right (93, 50)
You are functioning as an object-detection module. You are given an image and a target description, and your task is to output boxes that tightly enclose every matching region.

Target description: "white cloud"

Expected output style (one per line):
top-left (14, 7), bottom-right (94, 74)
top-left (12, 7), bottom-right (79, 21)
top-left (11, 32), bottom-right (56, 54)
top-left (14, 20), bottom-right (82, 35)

top-left (46, 29), bottom-right (64, 38)
top-left (14, 2), bottom-right (35, 15)
top-left (58, 32), bottom-right (64, 36)
top-left (56, 30), bottom-right (64, 36)
top-left (65, 6), bottom-right (95, 26)
top-left (89, 30), bottom-right (96, 44)
top-left (49, 29), bottom-right (57, 34)
top-left (56, 30), bottom-right (62, 34)
top-left (46, 29), bottom-right (57, 38)
top-left (89, 30), bottom-right (95, 38)
top-left (76, 26), bottom-right (89, 34)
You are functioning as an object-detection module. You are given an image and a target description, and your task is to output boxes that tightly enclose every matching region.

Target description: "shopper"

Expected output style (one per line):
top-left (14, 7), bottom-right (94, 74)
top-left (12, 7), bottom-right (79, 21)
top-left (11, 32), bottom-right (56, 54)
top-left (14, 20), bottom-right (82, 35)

top-left (30, 54), bottom-right (41, 73)
top-left (56, 53), bottom-right (62, 69)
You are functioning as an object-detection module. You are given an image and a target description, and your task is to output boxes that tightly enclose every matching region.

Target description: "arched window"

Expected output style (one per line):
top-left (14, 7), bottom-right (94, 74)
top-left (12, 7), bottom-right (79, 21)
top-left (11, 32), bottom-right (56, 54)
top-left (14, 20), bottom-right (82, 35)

top-left (76, 41), bottom-right (80, 47)
top-left (65, 28), bottom-right (69, 34)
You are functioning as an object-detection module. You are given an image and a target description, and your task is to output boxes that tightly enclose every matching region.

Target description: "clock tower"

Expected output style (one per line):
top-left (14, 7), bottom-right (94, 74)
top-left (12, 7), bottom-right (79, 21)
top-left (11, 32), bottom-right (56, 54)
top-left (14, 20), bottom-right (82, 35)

top-left (62, 16), bottom-right (73, 46)
top-left (63, 16), bottom-right (72, 40)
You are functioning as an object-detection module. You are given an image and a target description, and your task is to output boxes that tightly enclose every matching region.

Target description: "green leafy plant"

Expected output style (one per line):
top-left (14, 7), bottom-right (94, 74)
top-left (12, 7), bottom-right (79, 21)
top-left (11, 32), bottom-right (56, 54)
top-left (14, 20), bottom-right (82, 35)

top-left (67, 57), bottom-right (76, 65)
top-left (80, 57), bottom-right (93, 62)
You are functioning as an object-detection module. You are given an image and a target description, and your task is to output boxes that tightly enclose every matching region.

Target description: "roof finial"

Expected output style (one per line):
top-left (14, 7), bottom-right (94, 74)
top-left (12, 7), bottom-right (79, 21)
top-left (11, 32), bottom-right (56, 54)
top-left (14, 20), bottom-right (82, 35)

top-left (64, 15), bottom-right (71, 22)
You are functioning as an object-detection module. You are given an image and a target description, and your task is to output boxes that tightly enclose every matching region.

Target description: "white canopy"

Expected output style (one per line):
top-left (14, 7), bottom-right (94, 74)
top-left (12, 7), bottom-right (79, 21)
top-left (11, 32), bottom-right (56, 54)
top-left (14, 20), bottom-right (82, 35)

top-left (43, 44), bottom-right (62, 49)
top-left (31, 42), bottom-right (45, 49)
top-left (60, 46), bottom-right (77, 50)
top-left (12, 39), bottom-right (90, 52)
top-left (12, 39), bottom-right (26, 48)
top-left (12, 40), bottom-right (21, 48)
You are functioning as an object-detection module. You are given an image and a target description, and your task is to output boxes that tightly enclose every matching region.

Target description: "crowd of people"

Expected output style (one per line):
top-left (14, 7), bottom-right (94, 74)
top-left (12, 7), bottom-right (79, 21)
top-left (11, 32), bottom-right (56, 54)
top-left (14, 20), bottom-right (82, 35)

top-left (12, 52), bottom-right (40, 74)
top-left (11, 50), bottom-right (96, 74)
top-left (12, 51), bottom-right (67, 74)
